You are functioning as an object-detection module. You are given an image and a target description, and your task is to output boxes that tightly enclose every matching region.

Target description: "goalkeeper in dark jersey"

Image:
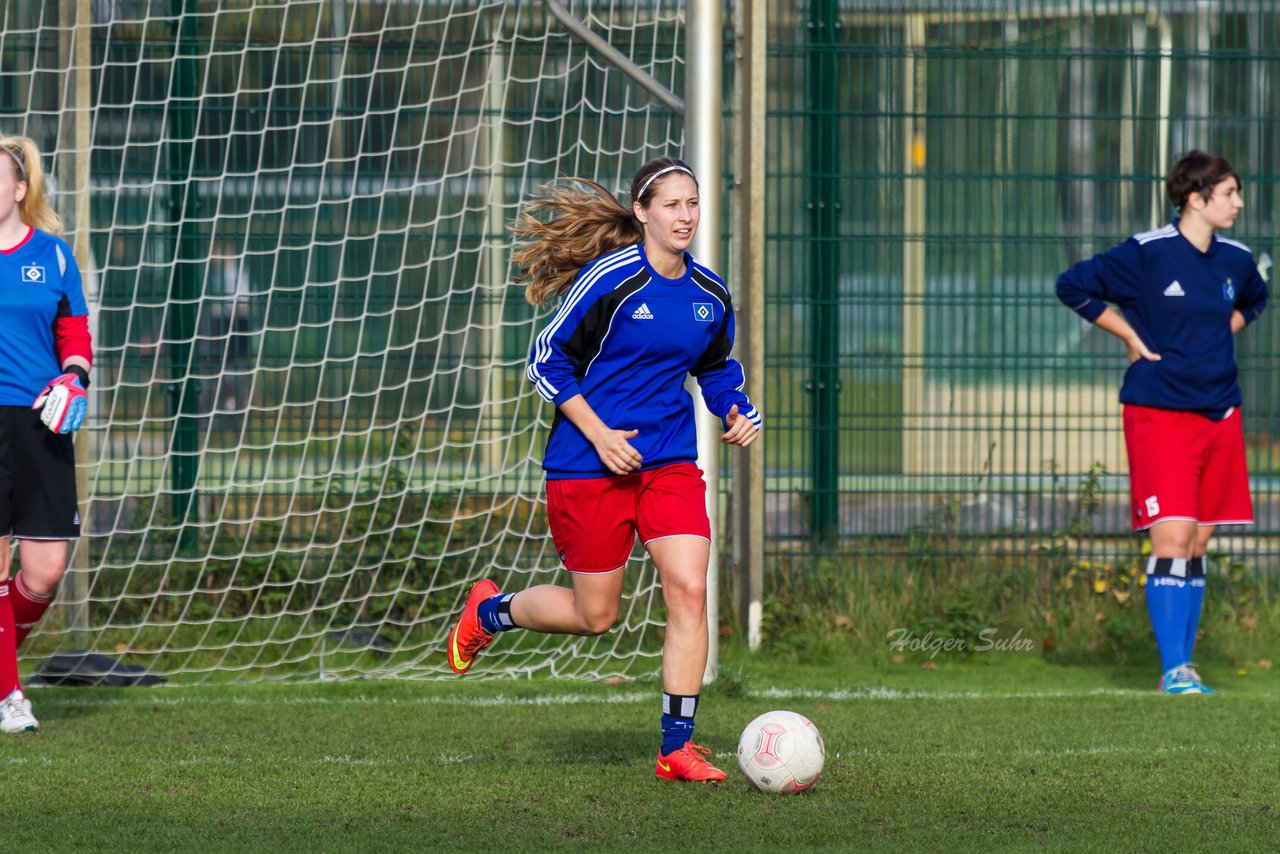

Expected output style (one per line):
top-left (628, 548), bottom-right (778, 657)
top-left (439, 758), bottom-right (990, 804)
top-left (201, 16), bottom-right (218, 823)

top-left (0, 136), bottom-right (93, 733)
top-left (446, 156), bottom-right (760, 782)
top-left (1057, 150), bottom-right (1267, 695)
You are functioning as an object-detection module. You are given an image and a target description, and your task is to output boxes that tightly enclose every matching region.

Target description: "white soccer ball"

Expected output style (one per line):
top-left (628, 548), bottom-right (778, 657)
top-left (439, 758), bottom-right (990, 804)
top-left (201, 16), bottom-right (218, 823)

top-left (736, 709), bottom-right (825, 794)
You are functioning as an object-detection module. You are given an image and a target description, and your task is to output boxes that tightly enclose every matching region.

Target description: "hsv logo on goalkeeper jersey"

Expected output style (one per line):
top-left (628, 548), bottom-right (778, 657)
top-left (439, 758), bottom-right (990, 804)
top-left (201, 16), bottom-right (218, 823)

top-left (21, 265), bottom-right (45, 284)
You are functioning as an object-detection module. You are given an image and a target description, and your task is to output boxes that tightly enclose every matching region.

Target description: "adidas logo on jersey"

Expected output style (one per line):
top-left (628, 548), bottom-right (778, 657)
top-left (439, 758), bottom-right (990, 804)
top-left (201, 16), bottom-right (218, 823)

top-left (631, 302), bottom-right (653, 320)
top-left (1163, 281), bottom-right (1185, 297)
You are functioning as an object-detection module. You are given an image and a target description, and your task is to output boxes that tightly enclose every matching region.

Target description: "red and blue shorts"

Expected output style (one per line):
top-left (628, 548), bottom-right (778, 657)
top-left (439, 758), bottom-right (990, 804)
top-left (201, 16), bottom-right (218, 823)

top-left (545, 461), bottom-right (711, 573)
top-left (1122, 404), bottom-right (1252, 531)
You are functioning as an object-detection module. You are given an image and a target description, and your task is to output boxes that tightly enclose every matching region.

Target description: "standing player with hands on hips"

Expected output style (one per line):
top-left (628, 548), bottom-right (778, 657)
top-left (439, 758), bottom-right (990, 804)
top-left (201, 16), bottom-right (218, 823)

top-left (0, 136), bottom-right (93, 733)
top-left (446, 156), bottom-right (761, 781)
top-left (1057, 150), bottom-right (1267, 695)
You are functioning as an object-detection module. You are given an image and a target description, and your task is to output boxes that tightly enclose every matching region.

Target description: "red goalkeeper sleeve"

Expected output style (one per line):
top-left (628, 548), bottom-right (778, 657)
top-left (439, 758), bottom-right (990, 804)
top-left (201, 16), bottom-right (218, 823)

top-left (54, 314), bottom-right (93, 374)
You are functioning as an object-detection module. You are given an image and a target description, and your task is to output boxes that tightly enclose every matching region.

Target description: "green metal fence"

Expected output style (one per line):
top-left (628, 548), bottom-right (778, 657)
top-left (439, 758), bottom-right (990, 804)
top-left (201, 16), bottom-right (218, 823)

top-left (762, 1), bottom-right (1280, 590)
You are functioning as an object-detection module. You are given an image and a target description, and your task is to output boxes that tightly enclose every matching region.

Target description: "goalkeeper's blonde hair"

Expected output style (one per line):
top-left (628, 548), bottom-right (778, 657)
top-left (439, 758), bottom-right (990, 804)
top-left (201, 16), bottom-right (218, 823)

top-left (0, 136), bottom-right (63, 236)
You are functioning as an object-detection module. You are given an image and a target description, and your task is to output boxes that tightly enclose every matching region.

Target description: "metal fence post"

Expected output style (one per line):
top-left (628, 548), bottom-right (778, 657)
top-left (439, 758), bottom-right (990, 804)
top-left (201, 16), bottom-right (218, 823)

top-left (687, 0), bottom-right (723, 684)
top-left (733, 0), bottom-right (767, 649)
top-left (807, 0), bottom-right (839, 542)
top-left (168, 0), bottom-right (201, 547)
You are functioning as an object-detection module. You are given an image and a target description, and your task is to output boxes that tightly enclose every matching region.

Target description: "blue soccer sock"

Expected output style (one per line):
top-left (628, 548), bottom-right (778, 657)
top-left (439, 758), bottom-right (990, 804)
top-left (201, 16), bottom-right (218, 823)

top-left (1146, 557), bottom-right (1190, 674)
top-left (1185, 556), bottom-right (1206, 662)
top-left (660, 692), bottom-right (699, 756)
top-left (476, 593), bottom-right (517, 634)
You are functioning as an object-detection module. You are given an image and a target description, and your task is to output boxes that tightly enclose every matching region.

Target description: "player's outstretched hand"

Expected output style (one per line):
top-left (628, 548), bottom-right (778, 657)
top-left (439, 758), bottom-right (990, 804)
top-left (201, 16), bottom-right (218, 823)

top-left (721, 404), bottom-right (760, 448)
top-left (32, 372), bottom-right (88, 434)
top-left (593, 428), bottom-right (643, 475)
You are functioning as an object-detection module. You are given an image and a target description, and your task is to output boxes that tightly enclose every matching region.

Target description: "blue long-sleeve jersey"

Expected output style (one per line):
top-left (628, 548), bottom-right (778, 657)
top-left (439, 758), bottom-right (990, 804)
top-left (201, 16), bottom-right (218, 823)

top-left (0, 228), bottom-right (88, 405)
top-left (527, 243), bottom-right (761, 479)
top-left (1056, 220), bottom-right (1268, 417)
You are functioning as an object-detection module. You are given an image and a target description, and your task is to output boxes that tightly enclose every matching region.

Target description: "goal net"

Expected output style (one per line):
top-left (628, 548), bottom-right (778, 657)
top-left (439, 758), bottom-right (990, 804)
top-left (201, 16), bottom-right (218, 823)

top-left (5, 0), bottom-right (689, 682)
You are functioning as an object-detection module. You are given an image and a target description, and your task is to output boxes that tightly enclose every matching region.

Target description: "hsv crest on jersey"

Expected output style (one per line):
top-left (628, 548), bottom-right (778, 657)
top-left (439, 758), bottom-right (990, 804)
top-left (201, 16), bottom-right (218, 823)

top-left (1162, 281), bottom-right (1185, 297)
top-left (631, 302), bottom-right (653, 320)
top-left (1223, 278), bottom-right (1235, 300)
top-left (692, 302), bottom-right (714, 322)
top-left (21, 265), bottom-right (45, 284)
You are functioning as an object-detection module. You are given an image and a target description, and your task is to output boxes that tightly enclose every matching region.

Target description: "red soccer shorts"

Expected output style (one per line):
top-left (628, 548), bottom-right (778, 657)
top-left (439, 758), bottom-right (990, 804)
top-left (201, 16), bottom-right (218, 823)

top-left (1122, 404), bottom-right (1253, 531)
top-left (545, 462), bottom-right (711, 573)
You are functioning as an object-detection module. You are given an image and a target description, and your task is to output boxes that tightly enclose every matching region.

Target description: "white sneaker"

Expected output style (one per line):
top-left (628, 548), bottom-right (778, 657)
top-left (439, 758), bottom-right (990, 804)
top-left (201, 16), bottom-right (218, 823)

top-left (0, 689), bottom-right (39, 733)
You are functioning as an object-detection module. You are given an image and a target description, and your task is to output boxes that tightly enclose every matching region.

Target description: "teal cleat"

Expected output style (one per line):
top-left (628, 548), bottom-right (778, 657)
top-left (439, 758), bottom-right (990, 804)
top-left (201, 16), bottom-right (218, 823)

top-left (1184, 664), bottom-right (1216, 695)
top-left (1158, 665), bottom-right (1205, 695)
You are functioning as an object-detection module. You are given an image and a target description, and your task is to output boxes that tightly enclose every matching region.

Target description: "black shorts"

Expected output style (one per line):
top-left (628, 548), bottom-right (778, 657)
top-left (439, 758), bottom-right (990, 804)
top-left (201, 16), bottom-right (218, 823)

top-left (0, 406), bottom-right (80, 539)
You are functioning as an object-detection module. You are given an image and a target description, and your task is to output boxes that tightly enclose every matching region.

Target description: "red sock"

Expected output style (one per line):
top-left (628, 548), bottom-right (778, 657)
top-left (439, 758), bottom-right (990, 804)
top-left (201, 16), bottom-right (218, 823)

top-left (10, 573), bottom-right (53, 648)
top-left (0, 584), bottom-right (21, 696)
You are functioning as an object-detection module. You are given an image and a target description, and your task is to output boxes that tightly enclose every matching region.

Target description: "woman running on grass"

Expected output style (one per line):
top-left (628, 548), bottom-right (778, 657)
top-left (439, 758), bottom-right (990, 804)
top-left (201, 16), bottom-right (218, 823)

top-left (446, 156), bottom-right (761, 782)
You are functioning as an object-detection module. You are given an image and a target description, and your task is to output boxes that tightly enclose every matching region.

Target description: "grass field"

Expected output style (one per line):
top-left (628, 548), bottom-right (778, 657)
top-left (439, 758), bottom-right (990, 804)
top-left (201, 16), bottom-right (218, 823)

top-left (6, 648), bottom-right (1279, 852)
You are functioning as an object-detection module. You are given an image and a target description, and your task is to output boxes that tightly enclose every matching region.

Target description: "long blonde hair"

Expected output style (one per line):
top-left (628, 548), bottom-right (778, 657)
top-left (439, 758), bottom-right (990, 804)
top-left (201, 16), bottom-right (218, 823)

top-left (0, 136), bottom-right (63, 236)
top-left (512, 157), bottom-right (698, 306)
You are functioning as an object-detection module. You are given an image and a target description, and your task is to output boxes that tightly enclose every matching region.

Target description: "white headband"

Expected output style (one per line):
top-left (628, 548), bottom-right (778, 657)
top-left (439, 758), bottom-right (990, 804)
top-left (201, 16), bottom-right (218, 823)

top-left (1, 145), bottom-right (27, 182)
top-left (636, 164), bottom-right (694, 200)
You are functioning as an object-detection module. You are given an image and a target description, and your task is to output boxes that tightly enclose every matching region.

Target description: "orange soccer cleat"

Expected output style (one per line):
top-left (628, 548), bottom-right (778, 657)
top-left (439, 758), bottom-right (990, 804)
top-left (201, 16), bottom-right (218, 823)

top-left (446, 579), bottom-right (500, 675)
top-left (655, 741), bottom-right (727, 783)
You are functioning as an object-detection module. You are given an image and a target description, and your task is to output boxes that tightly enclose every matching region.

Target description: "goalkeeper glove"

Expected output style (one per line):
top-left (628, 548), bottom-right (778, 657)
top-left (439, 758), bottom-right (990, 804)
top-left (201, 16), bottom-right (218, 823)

top-left (33, 368), bottom-right (88, 434)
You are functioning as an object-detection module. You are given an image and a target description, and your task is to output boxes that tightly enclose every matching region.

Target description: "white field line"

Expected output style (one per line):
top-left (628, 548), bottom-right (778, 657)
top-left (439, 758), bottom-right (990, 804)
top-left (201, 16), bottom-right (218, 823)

top-left (749, 686), bottom-right (1150, 701)
top-left (4, 751), bottom-right (673, 767)
top-left (39, 690), bottom-right (655, 709)
top-left (10, 740), bottom-right (1278, 769)
top-left (32, 685), bottom-right (1157, 713)
top-left (833, 741), bottom-right (1280, 762)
